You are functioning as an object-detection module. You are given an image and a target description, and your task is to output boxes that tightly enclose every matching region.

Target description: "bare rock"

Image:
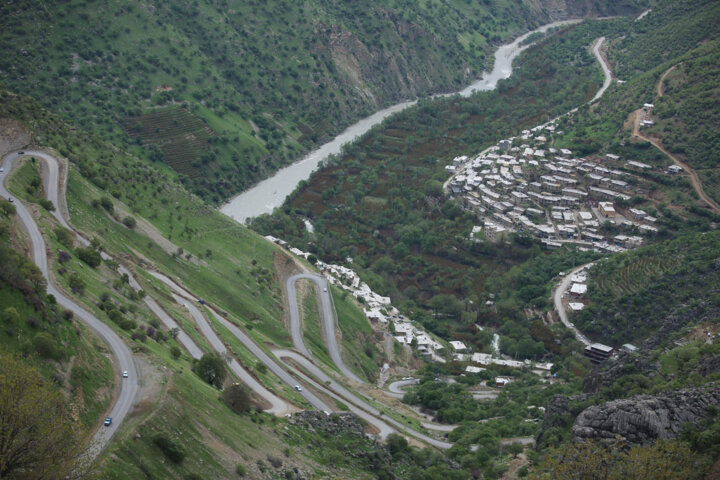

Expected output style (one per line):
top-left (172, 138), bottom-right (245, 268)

top-left (571, 386), bottom-right (720, 444)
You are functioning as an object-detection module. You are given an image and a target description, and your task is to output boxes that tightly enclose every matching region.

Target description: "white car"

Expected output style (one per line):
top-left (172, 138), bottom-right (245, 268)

top-left (294, 385), bottom-right (302, 392)
top-left (122, 370), bottom-right (128, 378)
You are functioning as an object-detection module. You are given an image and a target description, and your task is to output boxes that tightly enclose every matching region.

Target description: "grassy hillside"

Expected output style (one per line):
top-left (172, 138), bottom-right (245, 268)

top-left (0, 0), bottom-right (644, 203)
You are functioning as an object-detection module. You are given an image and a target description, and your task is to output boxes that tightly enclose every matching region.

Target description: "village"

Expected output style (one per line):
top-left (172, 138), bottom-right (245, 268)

top-left (444, 107), bottom-right (674, 253)
top-left (264, 234), bottom-right (554, 379)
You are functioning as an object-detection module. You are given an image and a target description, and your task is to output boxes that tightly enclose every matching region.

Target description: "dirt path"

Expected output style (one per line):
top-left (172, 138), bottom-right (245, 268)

top-left (629, 66), bottom-right (720, 214)
top-left (657, 65), bottom-right (676, 97)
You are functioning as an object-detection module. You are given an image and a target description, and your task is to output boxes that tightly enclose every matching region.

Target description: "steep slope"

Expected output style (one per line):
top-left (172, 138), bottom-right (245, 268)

top-left (0, 0), bottom-right (645, 202)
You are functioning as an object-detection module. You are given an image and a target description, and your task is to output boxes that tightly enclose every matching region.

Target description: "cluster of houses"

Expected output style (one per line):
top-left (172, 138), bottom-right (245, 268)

top-left (445, 122), bottom-right (673, 253)
top-left (449, 342), bottom-right (554, 378)
top-left (393, 320), bottom-right (446, 362)
top-left (264, 235), bottom-right (449, 361)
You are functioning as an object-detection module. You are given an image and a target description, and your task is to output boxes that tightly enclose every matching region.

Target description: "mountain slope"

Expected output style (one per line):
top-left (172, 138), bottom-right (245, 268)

top-left (0, 0), bottom-right (645, 202)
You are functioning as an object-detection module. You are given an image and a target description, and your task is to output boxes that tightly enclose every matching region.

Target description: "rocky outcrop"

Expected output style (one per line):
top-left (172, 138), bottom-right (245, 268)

top-left (582, 351), bottom-right (661, 393)
top-left (571, 386), bottom-right (720, 444)
top-left (290, 411), bottom-right (369, 438)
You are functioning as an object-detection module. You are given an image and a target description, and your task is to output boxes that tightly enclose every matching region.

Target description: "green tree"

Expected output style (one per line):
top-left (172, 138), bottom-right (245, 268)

top-left (33, 332), bottom-right (60, 360)
top-left (0, 351), bottom-right (89, 478)
top-left (195, 353), bottom-right (226, 388)
top-left (1, 307), bottom-right (20, 325)
top-left (222, 383), bottom-right (252, 414)
top-left (54, 226), bottom-right (74, 248)
top-left (122, 216), bottom-right (137, 229)
top-left (75, 247), bottom-right (101, 268)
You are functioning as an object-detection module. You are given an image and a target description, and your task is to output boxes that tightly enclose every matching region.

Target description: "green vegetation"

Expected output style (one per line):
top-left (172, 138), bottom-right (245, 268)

top-left (577, 230), bottom-right (720, 346)
top-left (194, 352), bottom-right (227, 389)
top-left (253, 19), bottom-right (622, 339)
top-left (532, 438), bottom-right (709, 480)
top-left (0, 198), bottom-right (114, 430)
top-left (0, 0), bottom-right (629, 203)
top-left (0, 351), bottom-right (92, 479)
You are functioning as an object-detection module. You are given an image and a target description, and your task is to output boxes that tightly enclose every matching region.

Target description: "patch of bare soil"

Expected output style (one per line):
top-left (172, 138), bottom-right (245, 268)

top-left (130, 355), bottom-right (171, 418)
top-left (501, 452), bottom-right (528, 480)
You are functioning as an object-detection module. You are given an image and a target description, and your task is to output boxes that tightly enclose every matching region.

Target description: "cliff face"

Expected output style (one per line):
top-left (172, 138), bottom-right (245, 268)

top-left (324, 0), bottom-right (645, 109)
top-left (571, 387), bottom-right (720, 444)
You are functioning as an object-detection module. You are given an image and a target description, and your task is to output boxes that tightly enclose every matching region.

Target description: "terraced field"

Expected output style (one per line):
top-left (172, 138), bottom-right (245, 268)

top-left (593, 255), bottom-right (678, 297)
top-left (121, 108), bottom-right (216, 179)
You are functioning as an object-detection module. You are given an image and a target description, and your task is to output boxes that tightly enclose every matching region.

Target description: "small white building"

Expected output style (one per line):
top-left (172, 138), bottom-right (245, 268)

top-left (570, 283), bottom-right (587, 296)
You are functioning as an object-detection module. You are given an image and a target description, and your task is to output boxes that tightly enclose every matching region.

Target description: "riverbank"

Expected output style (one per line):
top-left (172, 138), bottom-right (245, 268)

top-left (220, 19), bottom-right (583, 224)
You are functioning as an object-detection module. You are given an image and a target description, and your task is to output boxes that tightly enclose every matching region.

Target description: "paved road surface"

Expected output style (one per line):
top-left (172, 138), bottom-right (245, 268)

top-left (553, 265), bottom-right (592, 346)
top-left (286, 274), bottom-right (364, 383)
top-left (171, 293), bottom-right (291, 415)
top-left (274, 350), bottom-right (456, 448)
top-left (386, 379), bottom-right (419, 399)
top-left (590, 37), bottom-right (612, 103)
top-left (148, 271), bottom-right (329, 413)
top-left (1, 151), bottom-right (139, 457)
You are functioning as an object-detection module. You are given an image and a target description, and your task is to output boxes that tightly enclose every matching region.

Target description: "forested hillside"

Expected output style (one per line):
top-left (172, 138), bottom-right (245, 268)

top-left (577, 230), bottom-right (720, 346)
top-left (252, 18), bottom-right (627, 336)
top-left (0, 0), bottom-right (644, 202)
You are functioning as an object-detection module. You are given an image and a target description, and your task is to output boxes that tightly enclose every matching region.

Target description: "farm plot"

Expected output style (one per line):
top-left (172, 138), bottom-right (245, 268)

top-left (593, 255), bottom-right (678, 297)
top-left (121, 108), bottom-right (216, 178)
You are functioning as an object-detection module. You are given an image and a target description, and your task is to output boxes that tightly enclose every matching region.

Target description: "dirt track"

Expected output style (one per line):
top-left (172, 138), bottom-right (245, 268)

top-left (629, 65), bottom-right (720, 214)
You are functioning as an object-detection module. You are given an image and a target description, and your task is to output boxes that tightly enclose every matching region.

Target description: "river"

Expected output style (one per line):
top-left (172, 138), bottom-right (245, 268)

top-left (220, 19), bottom-right (581, 224)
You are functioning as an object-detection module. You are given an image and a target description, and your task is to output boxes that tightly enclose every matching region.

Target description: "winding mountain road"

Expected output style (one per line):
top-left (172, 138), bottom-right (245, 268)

top-left (1, 150), bottom-right (139, 457)
top-left (286, 274), bottom-right (363, 383)
top-left (147, 270), bottom-right (331, 413)
top-left (590, 37), bottom-right (612, 103)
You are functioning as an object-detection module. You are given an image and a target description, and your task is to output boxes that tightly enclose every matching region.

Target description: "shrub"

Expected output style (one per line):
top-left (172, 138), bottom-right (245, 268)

top-left (2, 307), bottom-right (20, 325)
top-left (58, 250), bottom-right (71, 263)
top-left (122, 216), bottom-right (137, 229)
top-left (119, 318), bottom-right (137, 331)
top-left (39, 199), bottom-right (55, 211)
top-left (222, 383), bottom-right (252, 414)
top-left (54, 227), bottom-right (74, 248)
top-left (99, 196), bottom-right (114, 213)
top-left (75, 247), bottom-right (101, 268)
top-left (153, 434), bottom-right (185, 463)
top-left (235, 464), bottom-right (247, 476)
top-left (67, 273), bottom-right (85, 294)
top-left (170, 345), bottom-right (181, 359)
top-left (33, 332), bottom-right (60, 360)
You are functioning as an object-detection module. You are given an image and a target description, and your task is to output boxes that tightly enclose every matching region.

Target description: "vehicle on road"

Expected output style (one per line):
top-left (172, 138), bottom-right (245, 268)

top-left (294, 385), bottom-right (302, 392)
top-left (122, 370), bottom-right (128, 378)
top-left (0, 167), bottom-right (4, 172)
top-left (104, 417), bottom-right (112, 426)
top-left (323, 287), bottom-right (327, 292)
top-left (17, 151), bottom-right (24, 155)
top-left (8, 197), bottom-right (13, 203)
